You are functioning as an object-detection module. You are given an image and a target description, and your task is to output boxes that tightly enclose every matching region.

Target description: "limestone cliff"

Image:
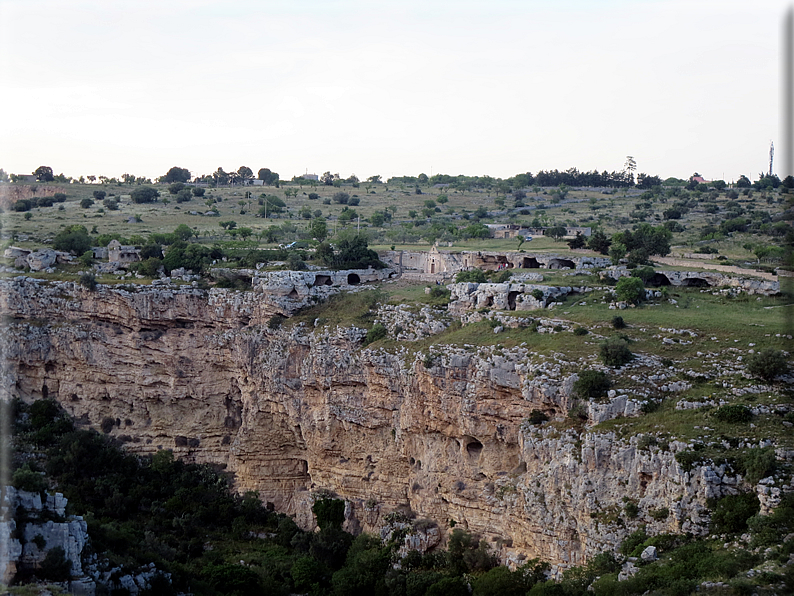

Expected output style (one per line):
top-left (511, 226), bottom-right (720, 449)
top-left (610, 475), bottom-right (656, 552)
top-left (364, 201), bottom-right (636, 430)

top-left (1, 278), bottom-right (732, 567)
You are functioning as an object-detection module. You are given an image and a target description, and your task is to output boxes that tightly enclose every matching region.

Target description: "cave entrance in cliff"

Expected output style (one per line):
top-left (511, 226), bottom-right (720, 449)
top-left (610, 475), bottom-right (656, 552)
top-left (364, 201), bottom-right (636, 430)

top-left (347, 273), bottom-right (361, 285)
top-left (288, 288), bottom-right (299, 299)
top-left (548, 258), bottom-right (575, 270)
top-left (647, 273), bottom-right (671, 287)
top-left (681, 277), bottom-right (709, 287)
top-left (314, 275), bottom-right (333, 286)
top-left (522, 257), bottom-right (541, 269)
top-left (507, 291), bottom-right (519, 310)
top-left (464, 437), bottom-right (483, 461)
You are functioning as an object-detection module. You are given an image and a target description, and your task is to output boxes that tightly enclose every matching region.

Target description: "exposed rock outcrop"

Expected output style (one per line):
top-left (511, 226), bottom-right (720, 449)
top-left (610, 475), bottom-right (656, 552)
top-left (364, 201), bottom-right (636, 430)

top-left (0, 278), bottom-right (747, 567)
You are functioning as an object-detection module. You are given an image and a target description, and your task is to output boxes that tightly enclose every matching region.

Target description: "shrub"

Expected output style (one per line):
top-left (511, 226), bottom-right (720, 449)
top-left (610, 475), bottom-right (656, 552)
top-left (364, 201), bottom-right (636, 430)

top-left (711, 493), bottom-right (760, 534)
top-left (92, 189), bottom-right (106, 200)
top-left (599, 337), bottom-right (633, 367)
top-left (192, 187), bottom-right (205, 197)
top-left (737, 447), bottom-right (777, 484)
top-left (308, 192), bottom-right (319, 200)
top-left (648, 507), bottom-right (669, 521)
top-left (53, 192), bottom-right (67, 201)
top-left (573, 327), bottom-right (588, 336)
top-left (675, 450), bottom-right (702, 473)
top-left (455, 269), bottom-right (487, 283)
top-left (80, 197), bottom-right (95, 208)
top-left (615, 276), bottom-right (644, 304)
top-left (531, 289), bottom-right (544, 300)
top-left (746, 349), bottom-right (789, 382)
top-left (573, 370), bottom-right (611, 400)
top-left (38, 546), bottom-right (71, 581)
top-left (312, 497), bottom-right (345, 530)
top-left (76, 272), bottom-right (97, 291)
top-left (100, 416), bottom-right (115, 434)
top-left (103, 197), bottom-right (119, 210)
top-left (14, 199), bottom-right (32, 211)
top-left (332, 191), bottom-right (349, 204)
top-left (624, 501), bottom-right (639, 518)
top-left (12, 464), bottom-right (47, 493)
top-left (364, 323), bottom-right (388, 346)
top-left (713, 404), bottom-right (753, 423)
top-left (493, 269), bottom-right (512, 283)
top-left (528, 410), bottom-right (549, 425)
top-left (131, 187), bottom-right (160, 203)
top-left (268, 314), bottom-right (286, 329)
top-left (611, 315), bottom-right (626, 329)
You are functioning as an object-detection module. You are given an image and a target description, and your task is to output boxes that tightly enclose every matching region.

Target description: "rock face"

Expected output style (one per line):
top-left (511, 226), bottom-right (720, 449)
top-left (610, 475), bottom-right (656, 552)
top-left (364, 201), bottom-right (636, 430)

top-left (0, 278), bottom-right (733, 567)
top-left (1, 487), bottom-right (89, 585)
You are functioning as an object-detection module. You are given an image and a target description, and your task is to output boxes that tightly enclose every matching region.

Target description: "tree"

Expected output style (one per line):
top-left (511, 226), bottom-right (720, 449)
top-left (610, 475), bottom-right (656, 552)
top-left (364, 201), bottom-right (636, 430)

top-left (321, 171), bottom-right (335, 186)
top-left (545, 225), bottom-right (567, 241)
top-left (173, 224), bottom-right (194, 242)
top-left (92, 189), bottom-right (106, 200)
top-left (736, 175), bottom-right (751, 188)
top-left (587, 230), bottom-right (611, 254)
top-left (333, 191), bottom-right (350, 204)
top-left (80, 198), bottom-right (94, 209)
top-left (213, 167), bottom-right (229, 186)
top-left (163, 167), bottom-right (191, 183)
top-left (53, 225), bottom-right (91, 254)
top-left (624, 156), bottom-right (636, 185)
top-left (237, 166), bottom-right (254, 182)
top-left (615, 276), bottom-right (645, 304)
top-left (257, 168), bottom-right (279, 185)
top-left (131, 187), bottom-right (160, 203)
top-left (746, 349), bottom-right (790, 382)
top-left (367, 174), bottom-right (382, 183)
top-left (567, 232), bottom-right (586, 249)
top-left (311, 217), bottom-right (328, 241)
top-left (34, 166), bottom-right (54, 182)
top-left (636, 173), bottom-right (662, 189)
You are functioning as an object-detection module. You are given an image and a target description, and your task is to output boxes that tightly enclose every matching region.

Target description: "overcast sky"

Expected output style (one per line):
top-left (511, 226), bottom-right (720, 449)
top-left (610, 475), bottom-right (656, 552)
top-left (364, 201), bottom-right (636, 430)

top-left (1, 0), bottom-right (790, 183)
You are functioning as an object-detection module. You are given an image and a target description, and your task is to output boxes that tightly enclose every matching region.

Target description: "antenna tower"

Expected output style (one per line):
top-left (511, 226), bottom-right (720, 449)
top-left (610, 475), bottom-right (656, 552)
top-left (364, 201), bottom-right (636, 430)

top-left (769, 141), bottom-right (775, 177)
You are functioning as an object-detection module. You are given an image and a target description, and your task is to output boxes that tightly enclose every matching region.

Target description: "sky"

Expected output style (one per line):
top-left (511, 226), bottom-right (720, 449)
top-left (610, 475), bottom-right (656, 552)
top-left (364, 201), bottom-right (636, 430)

top-left (1, 0), bottom-right (791, 183)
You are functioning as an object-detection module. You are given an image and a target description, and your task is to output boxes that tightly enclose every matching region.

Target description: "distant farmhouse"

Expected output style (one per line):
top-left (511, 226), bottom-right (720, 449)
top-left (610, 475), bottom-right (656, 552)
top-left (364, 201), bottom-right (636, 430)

top-left (484, 224), bottom-right (591, 240)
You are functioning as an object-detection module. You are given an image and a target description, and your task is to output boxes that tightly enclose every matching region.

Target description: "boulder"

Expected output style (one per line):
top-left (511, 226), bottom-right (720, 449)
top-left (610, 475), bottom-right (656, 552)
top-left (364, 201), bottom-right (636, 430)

top-left (26, 249), bottom-right (57, 271)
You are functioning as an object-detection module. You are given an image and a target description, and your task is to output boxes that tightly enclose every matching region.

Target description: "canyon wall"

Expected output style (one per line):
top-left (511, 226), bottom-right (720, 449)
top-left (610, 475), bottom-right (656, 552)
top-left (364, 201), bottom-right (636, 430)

top-left (1, 278), bottom-right (728, 568)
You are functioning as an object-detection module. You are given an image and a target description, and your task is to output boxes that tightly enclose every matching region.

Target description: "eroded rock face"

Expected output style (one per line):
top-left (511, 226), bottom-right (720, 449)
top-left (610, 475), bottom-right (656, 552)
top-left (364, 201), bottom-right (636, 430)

top-left (0, 279), bottom-right (730, 566)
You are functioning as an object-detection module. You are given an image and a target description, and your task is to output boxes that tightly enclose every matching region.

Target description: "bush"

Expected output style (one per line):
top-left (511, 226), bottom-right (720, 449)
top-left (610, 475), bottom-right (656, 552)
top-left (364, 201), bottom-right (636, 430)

top-left (53, 225), bottom-right (91, 254)
top-left (573, 327), bottom-right (588, 336)
top-left (713, 404), bottom-right (753, 423)
top-left (711, 493), bottom-right (760, 534)
top-left (573, 370), bottom-right (611, 400)
top-left (38, 546), bottom-right (71, 581)
top-left (103, 197), bottom-right (119, 210)
top-left (92, 189), bottom-right (106, 200)
top-left (615, 276), bottom-right (644, 304)
top-left (531, 289), bottom-right (544, 300)
top-left (131, 187), bottom-right (160, 203)
top-left (332, 191), bottom-right (350, 204)
top-left (53, 192), bottom-right (66, 201)
top-left (308, 192), bottom-right (319, 200)
top-left (746, 349), bottom-right (789, 382)
top-left (268, 315), bottom-right (285, 329)
top-left (611, 316), bottom-right (626, 329)
top-left (12, 464), bottom-right (48, 493)
top-left (14, 199), bottom-right (32, 212)
top-left (737, 447), bottom-right (777, 484)
top-left (455, 269), bottom-right (487, 283)
top-left (79, 272), bottom-right (97, 290)
top-left (675, 450), bottom-right (703, 473)
top-left (313, 497), bottom-right (345, 530)
top-left (599, 337), bottom-right (634, 367)
top-left (80, 198), bottom-right (95, 208)
top-left (192, 187), bottom-right (205, 197)
top-left (493, 269), bottom-right (512, 283)
top-left (364, 323), bottom-right (388, 346)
